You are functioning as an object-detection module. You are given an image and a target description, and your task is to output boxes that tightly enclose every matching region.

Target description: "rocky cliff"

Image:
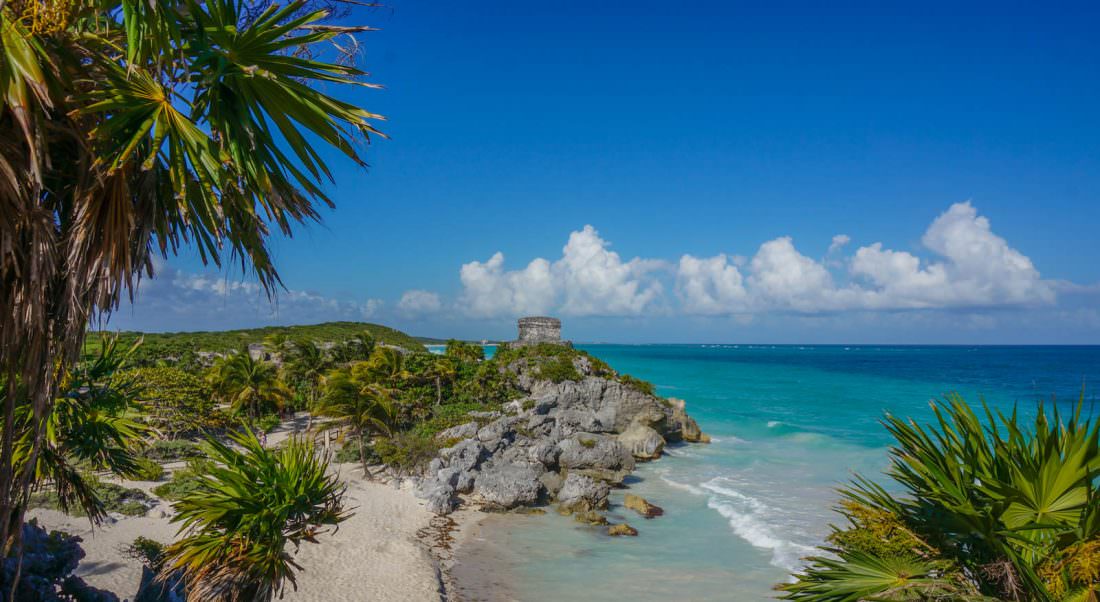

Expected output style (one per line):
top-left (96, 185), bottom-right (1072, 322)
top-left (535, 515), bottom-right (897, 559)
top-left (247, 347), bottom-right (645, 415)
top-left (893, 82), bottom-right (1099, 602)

top-left (414, 351), bottom-right (708, 516)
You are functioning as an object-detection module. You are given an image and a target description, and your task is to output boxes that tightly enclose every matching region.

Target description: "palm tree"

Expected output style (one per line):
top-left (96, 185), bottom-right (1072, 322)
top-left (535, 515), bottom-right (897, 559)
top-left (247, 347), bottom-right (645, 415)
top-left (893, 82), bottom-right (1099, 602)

top-left (423, 357), bottom-right (457, 406)
top-left (209, 351), bottom-right (291, 418)
top-left (160, 430), bottom-right (347, 602)
top-left (445, 339), bottom-right (485, 363)
top-left (315, 365), bottom-right (396, 477)
top-left (11, 337), bottom-right (147, 524)
top-left (780, 394), bottom-right (1100, 601)
top-left (0, 0), bottom-right (382, 563)
top-left (362, 347), bottom-right (411, 385)
top-left (282, 339), bottom-right (330, 427)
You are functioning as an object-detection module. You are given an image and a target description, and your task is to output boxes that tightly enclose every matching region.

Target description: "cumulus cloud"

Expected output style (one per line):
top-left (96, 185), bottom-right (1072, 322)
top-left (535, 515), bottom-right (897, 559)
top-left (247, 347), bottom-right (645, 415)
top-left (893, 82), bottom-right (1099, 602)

top-left (675, 202), bottom-right (1055, 315)
top-left (828, 234), bottom-right (851, 253)
top-left (457, 225), bottom-right (664, 318)
top-left (675, 254), bottom-right (749, 315)
top-left (398, 289), bottom-right (443, 316)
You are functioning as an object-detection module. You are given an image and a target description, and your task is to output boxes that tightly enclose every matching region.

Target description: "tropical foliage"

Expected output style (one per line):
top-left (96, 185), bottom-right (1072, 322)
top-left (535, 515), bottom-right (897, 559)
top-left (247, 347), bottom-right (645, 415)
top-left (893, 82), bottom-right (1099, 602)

top-left (127, 366), bottom-right (214, 437)
top-left (780, 394), bottom-right (1100, 601)
top-left (0, 0), bottom-right (381, 562)
top-left (160, 430), bottom-right (347, 602)
top-left (13, 338), bottom-right (148, 523)
top-left (316, 360), bottom-right (397, 475)
top-left (208, 350), bottom-right (290, 418)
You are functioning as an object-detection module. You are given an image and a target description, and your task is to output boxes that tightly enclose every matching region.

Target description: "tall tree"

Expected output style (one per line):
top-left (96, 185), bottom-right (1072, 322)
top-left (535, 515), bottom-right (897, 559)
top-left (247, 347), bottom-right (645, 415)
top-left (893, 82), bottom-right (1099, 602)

top-left (208, 351), bottom-right (290, 418)
top-left (315, 364), bottom-right (395, 476)
top-left (0, 0), bottom-right (380, 561)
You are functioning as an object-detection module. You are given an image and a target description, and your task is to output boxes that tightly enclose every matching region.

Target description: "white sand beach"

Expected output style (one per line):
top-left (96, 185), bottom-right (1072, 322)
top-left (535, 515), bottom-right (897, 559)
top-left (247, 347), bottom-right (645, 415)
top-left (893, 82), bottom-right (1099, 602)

top-left (29, 472), bottom-right (446, 602)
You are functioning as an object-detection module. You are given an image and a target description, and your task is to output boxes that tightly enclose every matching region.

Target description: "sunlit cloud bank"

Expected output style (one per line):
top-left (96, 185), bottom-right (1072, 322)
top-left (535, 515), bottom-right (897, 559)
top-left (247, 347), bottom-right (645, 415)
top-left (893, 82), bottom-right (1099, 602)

top-left (450, 202), bottom-right (1057, 318)
top-left (108, 202), bottom-right (1098, 342)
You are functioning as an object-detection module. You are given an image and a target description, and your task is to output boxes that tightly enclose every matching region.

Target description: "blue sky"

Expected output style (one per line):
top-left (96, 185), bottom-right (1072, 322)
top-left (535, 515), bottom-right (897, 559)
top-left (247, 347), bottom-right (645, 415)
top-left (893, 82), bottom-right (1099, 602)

top-left (109, 1), bottom-right (1100, 343)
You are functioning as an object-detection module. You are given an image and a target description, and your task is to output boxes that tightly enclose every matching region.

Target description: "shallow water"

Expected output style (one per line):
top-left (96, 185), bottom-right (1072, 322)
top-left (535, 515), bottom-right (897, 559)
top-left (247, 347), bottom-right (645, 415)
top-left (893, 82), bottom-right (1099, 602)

top-left (453, 344), bottom-right (1100, 600)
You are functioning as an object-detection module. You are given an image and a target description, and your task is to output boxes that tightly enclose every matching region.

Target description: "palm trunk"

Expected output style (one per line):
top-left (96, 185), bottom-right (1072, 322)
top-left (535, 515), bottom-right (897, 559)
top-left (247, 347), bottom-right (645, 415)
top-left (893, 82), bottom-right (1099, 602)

top-left (434, 376), bottom-right (441, 407)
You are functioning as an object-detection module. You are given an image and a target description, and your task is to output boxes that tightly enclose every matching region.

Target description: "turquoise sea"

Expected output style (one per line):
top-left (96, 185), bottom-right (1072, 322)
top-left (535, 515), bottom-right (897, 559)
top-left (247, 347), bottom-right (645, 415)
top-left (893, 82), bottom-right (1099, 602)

top-left (452, 344), bottom-right (1100, 601)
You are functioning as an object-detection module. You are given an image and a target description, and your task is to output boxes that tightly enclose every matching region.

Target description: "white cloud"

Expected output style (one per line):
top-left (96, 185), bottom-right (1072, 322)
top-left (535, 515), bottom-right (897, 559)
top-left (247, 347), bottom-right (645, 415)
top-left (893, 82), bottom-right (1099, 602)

top-left (675, 254), bottom-right (749, 315)
top-left (677, 202), bottom-right (1056, 315)
top-left (828, 234), bottom-right (851, 253)
top-left (109, 263), bottom-right (384, 331)
top-left (456, 225), bottom-right (664, 318)
top-left (850, 202), bottom-right (1053, 309)
top-left (397, 289), bottom-right (442, 316)
top-left (459, 253), bottom-right (555, 318)
top-left (556, 225), bottom-right (664, 316)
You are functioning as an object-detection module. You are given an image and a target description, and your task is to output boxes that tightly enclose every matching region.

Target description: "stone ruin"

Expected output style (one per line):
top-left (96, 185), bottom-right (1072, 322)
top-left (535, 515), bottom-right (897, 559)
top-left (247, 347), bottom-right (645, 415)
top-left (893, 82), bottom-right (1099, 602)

top-left (514, 316), bottom-right (569, 347)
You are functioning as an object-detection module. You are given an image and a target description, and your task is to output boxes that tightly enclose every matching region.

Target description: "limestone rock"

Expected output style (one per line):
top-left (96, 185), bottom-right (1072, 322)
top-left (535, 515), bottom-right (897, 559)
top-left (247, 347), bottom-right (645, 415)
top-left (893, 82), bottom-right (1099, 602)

top-left (617, 420), bottom-right (666, 460)
top-left (438, 439), bottom-right (487, 473)
top-left (608, 523), bottom-right (638, 537)
top-left (436, 421), bottom-right (478, 441)
top-left (537, 471), bottom-right (564, 498)
top-left (623, 493), bottom-right (664, 518)
top-left (556, 473), bottom-right (610, 513)
top-left (473, 462), bottom-right (543, 509)
top-left (415, 474), bottom-right (457, 515)
top-left (572, 510), bottom-right (609, 526)
top-left (557, 433), bottom-right (635, 484)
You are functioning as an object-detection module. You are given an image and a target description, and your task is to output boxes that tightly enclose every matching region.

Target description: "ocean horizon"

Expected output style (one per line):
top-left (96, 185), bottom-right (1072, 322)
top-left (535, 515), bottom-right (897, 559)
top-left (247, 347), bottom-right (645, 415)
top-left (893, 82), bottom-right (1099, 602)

top-left (453, 343), bottom-right (1100, 600)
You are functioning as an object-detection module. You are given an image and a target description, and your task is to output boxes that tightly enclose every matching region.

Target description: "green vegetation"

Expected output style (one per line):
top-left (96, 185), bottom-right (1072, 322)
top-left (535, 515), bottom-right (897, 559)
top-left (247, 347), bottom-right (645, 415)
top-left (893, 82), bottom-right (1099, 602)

top-left (373, 432), bottom-right (441, 475)
top-left (125, 536), bottom-right (166, 569)
top-left (315, 361), bottom-right (398, 476)
top-left (89, 322), bottom-right (425, 367)
top-left (126, 366), bottom-right (214, 437)
top-left (208, 351), bottom-right (291, 418)
top-left (152, 458), bottom-right (218, 502)
top-left (0, 0), bottom-right (382, 597)
top-left (141, 440), bottom-right (205, 462)
top-left (161, 431), bottom-right (347, 602)
top-left (31, 479), bottom-right (152, 518)
top-left (132, 457), bottom-right (165, 482)
top-left (780, 394), bottom-right (1100, 601)
top-left (619, 374), bottom-right (656, 396)
top-left (535, 355), bottom-right (583, 383)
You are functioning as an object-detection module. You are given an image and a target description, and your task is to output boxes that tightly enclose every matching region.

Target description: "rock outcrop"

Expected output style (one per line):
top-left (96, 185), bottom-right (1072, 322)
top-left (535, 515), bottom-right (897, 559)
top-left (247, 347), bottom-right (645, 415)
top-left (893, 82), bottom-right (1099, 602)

top-left (608, 523), bottom-right (638, 536)
top-left (414, 351), bottom-right (707, 517)
top-left (623, 493), bottom-right (664, 518)
top-left (556, 473), bottom-right (610, 513)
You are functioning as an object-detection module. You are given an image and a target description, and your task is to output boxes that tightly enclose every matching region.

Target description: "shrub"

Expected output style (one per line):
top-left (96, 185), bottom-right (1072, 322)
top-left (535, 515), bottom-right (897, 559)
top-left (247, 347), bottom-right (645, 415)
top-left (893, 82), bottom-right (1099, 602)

top-left (125, 366), bottom-right (214, 437)
top-left (141, 439), bottom-right (205, 462)
top-left (123, 536), bottom-right (166, 568)
top-left (254, 413), bottom-right (282, 433)
top-left (334, 440), bottom-right (379, 465)
top-left (535, 356), bottom-right (581, 383)
top-left (374, 432), bottom-right (440, 474)
top-left (31, 479), bottom-right (152, 517)
top-left (133, 457), bottom-right (165, 482)
top-left (619, 374), bottom-right (656, 396)
top-left (152, 458), bottom-right (217, 501)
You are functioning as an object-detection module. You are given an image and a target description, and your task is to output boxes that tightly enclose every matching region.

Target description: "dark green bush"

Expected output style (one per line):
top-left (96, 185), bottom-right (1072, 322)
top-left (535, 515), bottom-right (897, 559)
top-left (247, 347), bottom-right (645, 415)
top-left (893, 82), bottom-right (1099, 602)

top-left (152, 458), bottom-right (217, 501)
top-left (254, 413), bottom-right (282, 433)
top-left (123, 536), bottom-right (166, 567)
top-left (30, 480), bottom-right (152, 517)
top-left (619, 374), bottom-right (656, 396)
top-left (374, 432), bottom-right (440, 474)
top-left (536, 356), bottom-right (581, 383)
top-left (132, 457), bottom-right (164, 481)
top-left (141, 439), bottom-right (205, 461)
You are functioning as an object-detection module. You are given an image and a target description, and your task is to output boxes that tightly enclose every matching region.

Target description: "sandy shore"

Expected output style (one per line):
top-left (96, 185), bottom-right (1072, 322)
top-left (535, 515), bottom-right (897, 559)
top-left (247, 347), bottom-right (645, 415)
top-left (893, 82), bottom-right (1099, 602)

top-left (29, 469), bottom-right (449, 602)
